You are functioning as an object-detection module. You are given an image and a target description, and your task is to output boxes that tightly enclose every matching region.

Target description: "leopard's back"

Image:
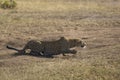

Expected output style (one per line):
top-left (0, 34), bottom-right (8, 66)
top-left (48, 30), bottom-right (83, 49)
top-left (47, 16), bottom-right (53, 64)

top-left (23, 40), bottom-right (44, 52)
top-left (40, 37), bottom-right (69, 54)
top-left (22, 37), bottom-right (86, 55)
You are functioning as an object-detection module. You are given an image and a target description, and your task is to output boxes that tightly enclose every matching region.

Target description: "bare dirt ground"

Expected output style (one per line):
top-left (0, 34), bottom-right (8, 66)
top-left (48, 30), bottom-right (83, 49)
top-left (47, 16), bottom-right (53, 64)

top-left (0, 0), bottom-right (120, 80)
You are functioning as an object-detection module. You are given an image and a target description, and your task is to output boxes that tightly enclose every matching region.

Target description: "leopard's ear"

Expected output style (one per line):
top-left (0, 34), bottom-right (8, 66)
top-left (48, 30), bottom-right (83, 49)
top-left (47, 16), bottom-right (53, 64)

top-left (74, 39), bottom-right (80, 42)
top-left (60, 36), bottom-right (65, 39)
top-left (76, 39), bottom-right (80, 42)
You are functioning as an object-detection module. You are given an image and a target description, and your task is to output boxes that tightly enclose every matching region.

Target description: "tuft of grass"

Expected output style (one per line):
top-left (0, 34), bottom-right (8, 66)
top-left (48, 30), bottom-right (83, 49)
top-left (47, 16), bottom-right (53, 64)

top-left (0, 0), bottom-right (17, 9)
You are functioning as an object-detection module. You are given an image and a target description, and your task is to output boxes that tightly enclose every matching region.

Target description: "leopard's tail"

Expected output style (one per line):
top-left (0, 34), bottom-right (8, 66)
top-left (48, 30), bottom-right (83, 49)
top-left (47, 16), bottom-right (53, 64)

top-left (6, 45), bottom-right (20, 52)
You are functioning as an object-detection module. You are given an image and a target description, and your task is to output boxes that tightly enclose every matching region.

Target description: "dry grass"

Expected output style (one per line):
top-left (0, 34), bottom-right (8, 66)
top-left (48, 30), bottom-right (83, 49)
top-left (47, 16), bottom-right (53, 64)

top-left (0, 0), bottom-right (120, 80)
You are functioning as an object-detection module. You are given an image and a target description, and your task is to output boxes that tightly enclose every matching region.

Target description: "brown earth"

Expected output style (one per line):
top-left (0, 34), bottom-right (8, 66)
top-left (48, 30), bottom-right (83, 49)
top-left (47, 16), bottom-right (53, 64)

top-left (0, 0), bottom-right (120, 80)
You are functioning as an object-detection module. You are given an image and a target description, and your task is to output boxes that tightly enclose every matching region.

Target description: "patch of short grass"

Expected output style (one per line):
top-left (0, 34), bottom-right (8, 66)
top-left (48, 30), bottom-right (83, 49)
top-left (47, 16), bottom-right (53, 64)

top-left (0, 0), bottom-right (120, 80)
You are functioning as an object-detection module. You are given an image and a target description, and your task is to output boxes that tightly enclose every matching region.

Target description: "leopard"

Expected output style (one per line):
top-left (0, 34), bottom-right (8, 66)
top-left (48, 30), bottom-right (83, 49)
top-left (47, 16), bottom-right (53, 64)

top-left (6, 37), bottom-right (86, 57)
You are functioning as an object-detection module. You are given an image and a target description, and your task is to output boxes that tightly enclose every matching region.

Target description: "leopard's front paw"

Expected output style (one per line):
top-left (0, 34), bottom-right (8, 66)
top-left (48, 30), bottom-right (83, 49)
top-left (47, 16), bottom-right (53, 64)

top-left (71, 50), bottom-right (77, 54)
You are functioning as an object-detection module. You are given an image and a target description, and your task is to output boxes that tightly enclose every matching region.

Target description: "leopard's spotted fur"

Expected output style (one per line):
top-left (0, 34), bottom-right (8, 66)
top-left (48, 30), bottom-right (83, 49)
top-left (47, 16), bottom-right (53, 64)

top-left (7, 37), bottom-right (86, 57)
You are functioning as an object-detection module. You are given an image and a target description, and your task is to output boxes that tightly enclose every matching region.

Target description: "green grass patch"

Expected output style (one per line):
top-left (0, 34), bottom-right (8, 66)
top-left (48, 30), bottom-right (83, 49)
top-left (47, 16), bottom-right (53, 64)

top-left (0, 0), bottom-right (17, 9)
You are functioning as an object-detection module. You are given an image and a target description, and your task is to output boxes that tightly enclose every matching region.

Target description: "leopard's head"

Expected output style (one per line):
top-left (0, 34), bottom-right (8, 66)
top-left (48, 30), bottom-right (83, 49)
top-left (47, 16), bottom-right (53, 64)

top-left (69, 39), bottom-right (86, 48)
